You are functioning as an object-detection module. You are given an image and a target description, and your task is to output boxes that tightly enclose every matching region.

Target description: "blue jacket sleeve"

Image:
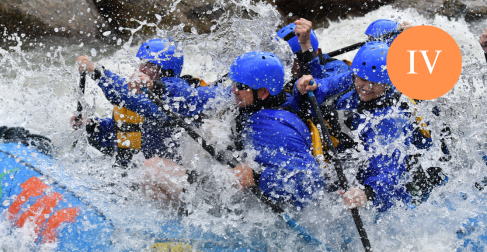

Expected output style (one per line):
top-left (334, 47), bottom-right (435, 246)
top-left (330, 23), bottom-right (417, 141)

top-left (358, 115), bottom-right (411, 212)
top-left (162, 79), bottom-right (232, 117)
top-left (246, 110), bottom-right (325, 207)
top-left (97, 70), bottom-right (169, 120)
top-left (308, 54), bottom-right (351, 79)
top-left (292, 71), bottom-right (354, 116)
top-left (308, 56), bottom-right (326, 79)
top-left (97, 70), bottom-right (125, 106)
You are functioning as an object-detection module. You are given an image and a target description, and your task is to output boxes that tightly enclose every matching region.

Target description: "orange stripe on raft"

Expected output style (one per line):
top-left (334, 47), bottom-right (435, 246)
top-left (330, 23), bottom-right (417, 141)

top-left (8, 177), bottom-right (48, 219)
top-left (41, 207), bottom-right (79, 244)
top-left (16, 192), bottom-right (62, 236)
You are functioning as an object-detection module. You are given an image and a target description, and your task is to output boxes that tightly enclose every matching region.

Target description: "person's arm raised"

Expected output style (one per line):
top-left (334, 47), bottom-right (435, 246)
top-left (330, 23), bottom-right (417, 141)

top-left (294, 18), bottom-right (313, 53)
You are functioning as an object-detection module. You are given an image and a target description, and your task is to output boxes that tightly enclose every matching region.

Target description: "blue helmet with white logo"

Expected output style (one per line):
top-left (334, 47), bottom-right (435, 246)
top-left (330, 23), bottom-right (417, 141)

top-left (351, 41), bottom-right (391, 85)
top-left (228, 51), bottom-right (285, 96)
top-left (277, 23), bottom-right (319, 54)
top-left (136, 38), bottom-right (184, 77)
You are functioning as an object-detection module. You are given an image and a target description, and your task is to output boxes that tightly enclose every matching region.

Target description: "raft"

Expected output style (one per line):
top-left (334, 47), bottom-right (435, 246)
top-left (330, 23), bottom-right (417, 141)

top-left (4, 126), bottom-right (487, 251)
top-left (0, 130), bottom-right (312, 251)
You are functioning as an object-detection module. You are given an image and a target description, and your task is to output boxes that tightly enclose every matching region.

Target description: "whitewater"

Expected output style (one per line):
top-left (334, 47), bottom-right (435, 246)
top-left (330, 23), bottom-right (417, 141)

top-left (1, 2), bottom-right (487, 251)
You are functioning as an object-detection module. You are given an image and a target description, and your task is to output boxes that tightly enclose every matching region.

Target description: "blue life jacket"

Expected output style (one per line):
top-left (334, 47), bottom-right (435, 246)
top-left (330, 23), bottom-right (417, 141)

top-left (238, 108), bottom-right (325, 207)
top-left (308, 53), bottom-right (351, 79)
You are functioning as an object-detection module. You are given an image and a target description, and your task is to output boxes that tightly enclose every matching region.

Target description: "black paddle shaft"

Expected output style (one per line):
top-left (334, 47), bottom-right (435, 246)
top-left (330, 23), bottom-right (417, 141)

top-left (76, 73), bottom-right (86, 122)
top-left (72, 73), bottom-right (87, 147)
top-left (307, 87), bottom-right (372, 252)
top-left (326, 30), bottom-right (399, 58)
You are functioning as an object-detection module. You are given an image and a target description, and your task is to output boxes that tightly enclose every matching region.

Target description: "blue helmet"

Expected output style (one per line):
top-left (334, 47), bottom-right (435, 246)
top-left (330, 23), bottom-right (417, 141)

top-left (136, 39), bottom-right (184, 77)
top-left (351, 41), bottom-right (391, 85)
top-left (365, 19), bottom-right (398, 46)
top-left (277, 23), bottom-right (319, 54)
top-left (365, 19), bottom-right (398, 37)
top-left (228, 51), bottom-right (285, 96)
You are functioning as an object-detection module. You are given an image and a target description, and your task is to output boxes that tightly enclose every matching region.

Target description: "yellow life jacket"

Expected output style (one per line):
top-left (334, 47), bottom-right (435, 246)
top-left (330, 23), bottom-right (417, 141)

top-left (113, 105), bottom-right (144, 150)
top-left (196, 78), bottom-right (207, 87)
top-left (307, 119), bottom-right (341, 170)
top-left (407, 98), bottom-right (431, 138)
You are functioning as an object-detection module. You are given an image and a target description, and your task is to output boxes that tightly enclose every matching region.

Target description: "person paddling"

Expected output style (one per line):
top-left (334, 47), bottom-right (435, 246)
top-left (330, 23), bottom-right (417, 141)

top-left (72, 38), bottom-right (193, 169)
top-left (297, 42), bottom-right (414, 212)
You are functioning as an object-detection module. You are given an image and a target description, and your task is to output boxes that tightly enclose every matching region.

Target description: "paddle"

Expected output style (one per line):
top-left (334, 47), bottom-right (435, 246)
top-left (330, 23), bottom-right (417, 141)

top-left (307, 80), bottom-right (372, 252)
top-left (325, 30), bottom-right (399, 58)
top-left (76, 72), bottom-right (87, 123)
top-left (72, 73), bottom-right (86, 147)
top-left (143, 88), bottom-right (335, 250)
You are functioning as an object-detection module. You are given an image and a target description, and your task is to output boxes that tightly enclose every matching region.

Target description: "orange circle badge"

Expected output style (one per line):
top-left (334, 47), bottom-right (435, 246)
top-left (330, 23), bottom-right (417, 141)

top-left (387, 26), bottom-right (462, 100)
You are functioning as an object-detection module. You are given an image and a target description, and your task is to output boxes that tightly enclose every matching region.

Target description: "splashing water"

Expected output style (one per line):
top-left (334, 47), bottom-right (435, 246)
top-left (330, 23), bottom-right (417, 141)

top-left (2, 2), bottom-right (487, 251)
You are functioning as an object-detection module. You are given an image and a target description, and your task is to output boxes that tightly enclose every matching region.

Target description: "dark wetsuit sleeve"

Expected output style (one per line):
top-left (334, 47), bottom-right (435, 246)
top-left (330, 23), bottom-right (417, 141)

top-left (152, 80), bottom-right (166, 97)
top-left (92, 67), bottom-right (105, 81)
top-left (252, 169), bottom-right (261, 187)
top-left (295, 49), bottom-right (317, 76)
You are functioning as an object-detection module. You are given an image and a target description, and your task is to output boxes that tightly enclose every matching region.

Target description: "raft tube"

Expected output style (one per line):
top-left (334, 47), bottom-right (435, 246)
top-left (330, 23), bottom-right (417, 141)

top-left (0, 142), bottom-right (114, 250)
top-left (1, 142), bottom-right (333, 251)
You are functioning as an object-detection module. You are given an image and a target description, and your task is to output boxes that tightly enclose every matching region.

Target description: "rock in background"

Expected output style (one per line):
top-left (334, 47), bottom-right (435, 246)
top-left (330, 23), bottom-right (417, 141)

top-left (0, 0), bottom-right (106, 39)
top-left (393, 0), bottom-right (487, 22)
top-left (272, 0), bottom-right (396, 29)
top-left (1, 0), bottom-right (487, 43)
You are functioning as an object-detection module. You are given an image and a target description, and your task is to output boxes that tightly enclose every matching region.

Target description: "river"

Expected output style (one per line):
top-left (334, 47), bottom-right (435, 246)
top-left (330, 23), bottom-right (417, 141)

top-left (1, 2), bottom-right (487, 251)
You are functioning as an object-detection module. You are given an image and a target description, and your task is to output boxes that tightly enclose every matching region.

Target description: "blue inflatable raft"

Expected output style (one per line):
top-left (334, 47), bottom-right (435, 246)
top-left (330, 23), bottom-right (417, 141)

top-left (0, 133), bottom-right (333, 251)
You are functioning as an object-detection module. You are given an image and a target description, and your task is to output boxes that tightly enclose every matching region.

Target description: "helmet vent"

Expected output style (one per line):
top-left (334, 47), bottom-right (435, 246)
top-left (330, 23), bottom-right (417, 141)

top-left (372, 66), bottom-right (376, 70)
top-left (262, 56), bottom-right (266, 59)
top-left (146, 46), bottom-right (150, 49)
top-left (362, 62), bottom-right (366, 66)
